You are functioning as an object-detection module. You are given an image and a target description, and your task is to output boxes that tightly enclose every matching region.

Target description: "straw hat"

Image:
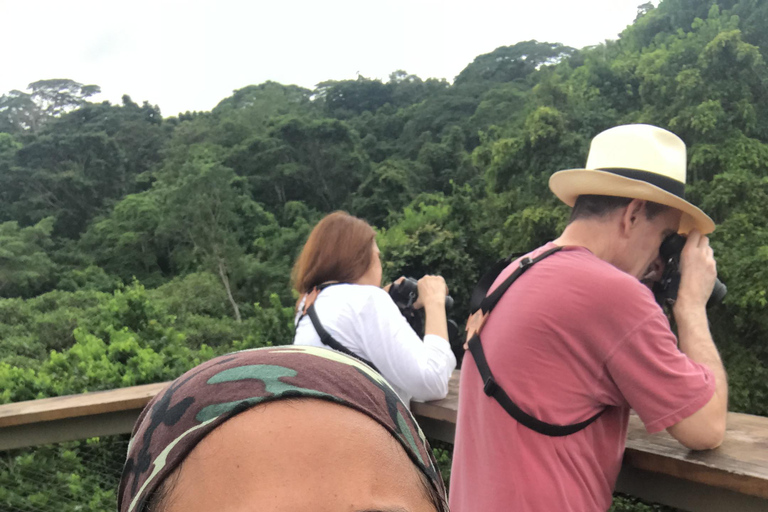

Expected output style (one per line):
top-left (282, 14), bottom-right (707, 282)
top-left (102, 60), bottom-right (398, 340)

top-left (549, 124), bottom-right (714, 234)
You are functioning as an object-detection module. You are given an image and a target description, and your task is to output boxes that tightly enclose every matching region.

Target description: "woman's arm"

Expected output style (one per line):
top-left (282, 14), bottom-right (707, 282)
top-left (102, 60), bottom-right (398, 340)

top-left (360, 286), bottom-right (456, 402)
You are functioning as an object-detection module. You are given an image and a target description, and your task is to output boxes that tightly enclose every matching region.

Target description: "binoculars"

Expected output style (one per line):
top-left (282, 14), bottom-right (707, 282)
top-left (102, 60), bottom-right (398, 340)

top-left (389, 277), bottom-right (463, 362)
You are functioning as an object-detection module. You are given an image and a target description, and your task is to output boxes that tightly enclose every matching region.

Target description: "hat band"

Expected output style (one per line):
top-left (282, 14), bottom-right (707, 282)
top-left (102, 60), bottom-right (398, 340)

top-left (598, 168), bottom-right (686, 199)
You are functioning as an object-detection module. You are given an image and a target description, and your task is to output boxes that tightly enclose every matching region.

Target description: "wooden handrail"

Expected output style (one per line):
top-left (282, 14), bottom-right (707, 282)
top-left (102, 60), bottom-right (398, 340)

top-left (0, 382), bottom-right (166, 429)
top-left (410, 374), bottom-right (768, 503)
top-left (1, 370), bottom-right (767, 511)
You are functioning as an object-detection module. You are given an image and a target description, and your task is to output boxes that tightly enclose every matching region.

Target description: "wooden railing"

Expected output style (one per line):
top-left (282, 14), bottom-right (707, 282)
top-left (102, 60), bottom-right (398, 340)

top-left (1, 371), bottom-right (767, 512)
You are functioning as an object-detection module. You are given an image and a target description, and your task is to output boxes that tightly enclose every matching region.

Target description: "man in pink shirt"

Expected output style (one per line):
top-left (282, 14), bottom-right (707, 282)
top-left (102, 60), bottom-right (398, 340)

top-left (450, 124), bottom-right (728, 512)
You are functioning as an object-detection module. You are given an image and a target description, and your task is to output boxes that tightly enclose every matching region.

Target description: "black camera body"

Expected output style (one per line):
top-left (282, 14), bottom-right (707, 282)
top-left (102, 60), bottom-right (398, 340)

top-left (389, 277), bottom-right (463, 361)
top-left (653, 234), bottom-right (727, 308)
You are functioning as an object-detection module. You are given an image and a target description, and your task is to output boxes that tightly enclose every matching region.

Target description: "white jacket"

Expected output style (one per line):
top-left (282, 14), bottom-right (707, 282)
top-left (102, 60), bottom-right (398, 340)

top-left (294, 283), bottom-right (456, 407)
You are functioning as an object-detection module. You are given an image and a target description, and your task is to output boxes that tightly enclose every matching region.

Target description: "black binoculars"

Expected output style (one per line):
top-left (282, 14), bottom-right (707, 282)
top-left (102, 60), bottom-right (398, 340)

top-left (389, 277), bottom-right (463, 362)
top-left (653, 233), bottom-right (727, 308)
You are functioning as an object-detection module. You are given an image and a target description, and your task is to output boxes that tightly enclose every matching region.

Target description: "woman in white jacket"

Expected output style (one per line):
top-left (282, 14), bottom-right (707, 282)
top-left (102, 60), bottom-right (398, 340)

top-left (292, 211), bottom-right (456, 407)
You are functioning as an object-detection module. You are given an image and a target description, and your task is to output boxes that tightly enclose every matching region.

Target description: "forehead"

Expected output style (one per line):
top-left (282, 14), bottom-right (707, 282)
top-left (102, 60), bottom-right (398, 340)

top-left (165, 399), bottom-right (433, 512)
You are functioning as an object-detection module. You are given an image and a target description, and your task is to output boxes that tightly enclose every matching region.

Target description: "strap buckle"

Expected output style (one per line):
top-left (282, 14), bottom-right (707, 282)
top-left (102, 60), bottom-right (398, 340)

top-left (483, 376), bottom-right (498, 396)
top-left (519, 257), bottom-right (533, 270)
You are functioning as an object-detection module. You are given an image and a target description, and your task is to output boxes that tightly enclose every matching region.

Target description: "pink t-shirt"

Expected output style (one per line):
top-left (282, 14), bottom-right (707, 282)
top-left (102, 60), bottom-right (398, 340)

top-left (449, 244), bottom-right (715, 512)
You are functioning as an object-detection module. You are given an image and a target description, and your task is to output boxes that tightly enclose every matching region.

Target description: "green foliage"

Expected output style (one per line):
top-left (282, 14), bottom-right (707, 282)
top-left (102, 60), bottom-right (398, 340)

top-left (350, 158), bottom-right (423, 225)
top-left (719, 339), bottom-right (768, 416)
top-left (318, 76), bottom-right (396, 116)
top-left (151, 271), bottom-right (231, 318)
top-left (57, 265), bottom-right (119, 293)
top-left (211, 82), bottom-right (315, 143)
top-left (227, 115), bottom-right (371, 211)
top-left (79, 191), bottom-right (169, 285)
top-left (429, 439), bottom-right (454, 491)
top-left (0, 280), bottom-right (292, 405)
top-left (379, 196), bottom-right (478, 320)
top-left (0, 79), bottom-right (100, 134)
top-left (455, 41), bottom-right (575, 87)
top-left (427, 444), bottom-right (681, 510)
top-left (609, 494), bottom-right (677, 511)
top-left (0, 218), bottom-right (57, 297)
top-left (3, 99), bottom-right (167, 238)
top-left (0, 436), bottom-right (128, 512)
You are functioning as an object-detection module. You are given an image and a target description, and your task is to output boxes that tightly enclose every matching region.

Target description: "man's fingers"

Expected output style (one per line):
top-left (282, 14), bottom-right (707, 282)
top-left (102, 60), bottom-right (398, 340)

top-left (686, 229), bottom-right (702, 247)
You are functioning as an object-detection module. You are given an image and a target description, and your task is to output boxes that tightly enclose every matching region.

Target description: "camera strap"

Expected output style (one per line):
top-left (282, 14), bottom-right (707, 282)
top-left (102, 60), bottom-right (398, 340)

top-left (298, 283), bottom-right (381, 373)
top-left (467, 246), bottom-right (605, 437)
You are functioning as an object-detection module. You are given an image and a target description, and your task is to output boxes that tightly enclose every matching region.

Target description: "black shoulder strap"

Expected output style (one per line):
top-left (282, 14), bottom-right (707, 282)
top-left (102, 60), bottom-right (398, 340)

top-left (469, 256), bottom-right (513, 314)
top-left (301, 286), bottom-right (381, 373)
top-left (469, 251), bottom-right (530, 314)
top-left (468, 247), bottom-right (605, 437)
top-left (480, 247), bottom-right (563, 313)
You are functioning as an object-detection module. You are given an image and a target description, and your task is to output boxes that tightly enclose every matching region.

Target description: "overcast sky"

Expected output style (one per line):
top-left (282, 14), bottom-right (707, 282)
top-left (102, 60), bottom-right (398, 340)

top-left (0, 0), bottom-right (658, 117)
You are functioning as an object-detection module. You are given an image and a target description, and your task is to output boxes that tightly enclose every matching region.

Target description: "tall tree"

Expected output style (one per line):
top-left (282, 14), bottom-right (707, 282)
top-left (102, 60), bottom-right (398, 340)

top-left (28, 79), bottom-right (101, 119)
top-left (0, 90), bottom-right (41, 133)
top-left (0, 79), bottom-right (100, 134)
top-left (227, 116), bottom-right (370, 212)
top-left (155, 152), bottom-right (257, 322)
top-left (454, 41), bottom-right (575, 86)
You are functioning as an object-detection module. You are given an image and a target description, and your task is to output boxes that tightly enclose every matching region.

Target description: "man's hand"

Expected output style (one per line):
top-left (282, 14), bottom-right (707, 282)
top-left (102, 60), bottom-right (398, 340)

top-left (674, 229), bottom-right (717, 312)
top-left (667, 230), bottom-right (727, 450)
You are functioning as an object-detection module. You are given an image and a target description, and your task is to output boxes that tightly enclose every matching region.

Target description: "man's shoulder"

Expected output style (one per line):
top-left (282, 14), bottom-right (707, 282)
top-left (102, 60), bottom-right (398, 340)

top-left (504, 244), bottom-right (656, 305)
top-left (501, 243), bottom-right (611, 280)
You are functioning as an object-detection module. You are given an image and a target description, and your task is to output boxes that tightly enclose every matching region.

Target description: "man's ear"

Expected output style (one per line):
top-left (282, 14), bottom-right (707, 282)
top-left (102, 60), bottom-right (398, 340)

top-left (619, 199), bottom-right (646, 237)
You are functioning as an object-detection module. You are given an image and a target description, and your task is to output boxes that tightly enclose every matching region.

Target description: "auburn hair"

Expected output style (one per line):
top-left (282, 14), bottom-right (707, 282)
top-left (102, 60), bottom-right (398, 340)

top-left (292, 211), bottom-right (377, 294)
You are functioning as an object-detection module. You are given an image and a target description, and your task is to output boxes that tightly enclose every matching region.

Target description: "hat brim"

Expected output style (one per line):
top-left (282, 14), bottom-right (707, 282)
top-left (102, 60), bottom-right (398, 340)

top-left (549, 169), bottom-right (715, 234)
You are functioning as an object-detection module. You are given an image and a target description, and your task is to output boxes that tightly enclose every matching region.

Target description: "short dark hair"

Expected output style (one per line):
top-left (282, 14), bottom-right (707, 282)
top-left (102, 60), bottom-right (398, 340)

top-left (144, 467), bottom-right (180, 512)
top-left (568, 195), bottom-right (670, 223)
top-left (418, 469), bottom-right (450, 512)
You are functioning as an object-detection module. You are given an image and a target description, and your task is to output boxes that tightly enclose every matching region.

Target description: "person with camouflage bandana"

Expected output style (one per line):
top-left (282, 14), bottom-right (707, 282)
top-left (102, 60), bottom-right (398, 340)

top-left (118, 345), bottom-right (448, 512)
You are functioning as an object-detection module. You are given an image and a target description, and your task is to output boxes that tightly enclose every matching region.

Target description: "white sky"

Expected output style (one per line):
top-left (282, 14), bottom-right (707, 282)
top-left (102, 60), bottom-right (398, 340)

top-left (0, 0), bottom-right (658, 117)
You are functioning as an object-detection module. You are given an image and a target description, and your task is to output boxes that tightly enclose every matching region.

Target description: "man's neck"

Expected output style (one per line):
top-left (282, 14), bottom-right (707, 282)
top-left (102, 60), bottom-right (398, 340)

top-left (553, 220), bottom-right (623, 268)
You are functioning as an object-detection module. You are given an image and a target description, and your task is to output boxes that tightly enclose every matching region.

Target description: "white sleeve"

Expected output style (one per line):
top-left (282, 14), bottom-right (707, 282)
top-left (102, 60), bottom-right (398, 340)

top-left (357, 289), bottom-right (456, 402)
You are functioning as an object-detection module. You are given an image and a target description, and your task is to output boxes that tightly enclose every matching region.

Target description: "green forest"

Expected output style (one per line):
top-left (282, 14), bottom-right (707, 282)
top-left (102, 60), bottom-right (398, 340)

top-left (1, 0), bottom-right (767, 510)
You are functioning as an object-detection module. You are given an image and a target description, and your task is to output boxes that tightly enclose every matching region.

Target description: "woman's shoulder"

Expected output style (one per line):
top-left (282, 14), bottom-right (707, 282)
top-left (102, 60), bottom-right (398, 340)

top-left (314, 284), bottom-right (399, 331)
top-left (322, 284), bottom-right (394, 309)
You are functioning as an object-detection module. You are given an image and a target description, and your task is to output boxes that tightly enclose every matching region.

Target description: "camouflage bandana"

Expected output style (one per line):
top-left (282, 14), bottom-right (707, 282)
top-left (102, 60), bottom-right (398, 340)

top-left (118, 345), bottom-right (445, 512)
